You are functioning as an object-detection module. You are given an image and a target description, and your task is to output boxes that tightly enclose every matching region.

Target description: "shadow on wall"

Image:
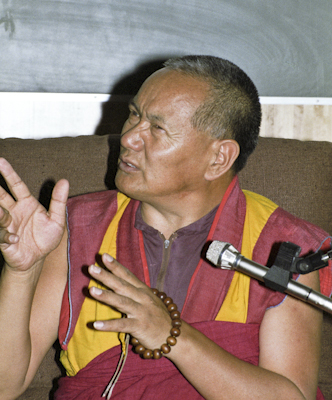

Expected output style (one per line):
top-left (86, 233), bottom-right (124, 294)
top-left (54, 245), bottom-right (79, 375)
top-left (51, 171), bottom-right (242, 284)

top-left (94, 58), bottom-right (168, 136)
top-left (94, 58), bottom-right (170, 197)
top-left (0, 58), bottom-right (171, 272)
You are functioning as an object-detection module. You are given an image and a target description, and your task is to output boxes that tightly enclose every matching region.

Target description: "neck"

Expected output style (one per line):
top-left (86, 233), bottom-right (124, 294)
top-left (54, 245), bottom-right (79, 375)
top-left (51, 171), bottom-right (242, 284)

top-left (140, 176), bottom-right (235, 239)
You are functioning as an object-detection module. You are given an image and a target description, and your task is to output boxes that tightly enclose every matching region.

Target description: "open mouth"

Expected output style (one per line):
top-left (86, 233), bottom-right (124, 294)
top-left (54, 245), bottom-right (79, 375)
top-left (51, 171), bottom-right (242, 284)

top-left (125, 161), bottom-right (136, 168)
top-left (119, 158), bottom-right (138, 172)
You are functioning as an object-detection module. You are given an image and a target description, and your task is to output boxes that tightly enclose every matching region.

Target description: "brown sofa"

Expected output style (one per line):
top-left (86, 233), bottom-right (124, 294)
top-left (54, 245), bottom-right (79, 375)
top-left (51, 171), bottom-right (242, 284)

top-left (1, 134), bottom-right (332, 399)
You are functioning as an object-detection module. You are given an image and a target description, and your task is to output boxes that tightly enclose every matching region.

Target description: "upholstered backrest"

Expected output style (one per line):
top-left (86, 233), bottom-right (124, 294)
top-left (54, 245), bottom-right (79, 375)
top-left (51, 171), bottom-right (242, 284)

top-left (239, 137), bottom-right (332, 235)
top-left (2, 134), bottom-right (332, 232)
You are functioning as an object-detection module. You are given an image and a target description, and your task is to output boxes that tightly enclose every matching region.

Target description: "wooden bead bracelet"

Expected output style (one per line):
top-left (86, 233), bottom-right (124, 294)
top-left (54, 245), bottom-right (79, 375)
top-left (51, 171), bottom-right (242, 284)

top-left (130, 288), bottom-right (182, 359)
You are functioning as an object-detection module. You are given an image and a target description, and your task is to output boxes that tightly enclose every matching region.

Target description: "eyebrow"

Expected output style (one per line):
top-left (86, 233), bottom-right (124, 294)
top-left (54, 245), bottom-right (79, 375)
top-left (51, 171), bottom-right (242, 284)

top-left (128, 99), bottom-right (139, 113)
top-left (129, 99), bottom-right (166, 125)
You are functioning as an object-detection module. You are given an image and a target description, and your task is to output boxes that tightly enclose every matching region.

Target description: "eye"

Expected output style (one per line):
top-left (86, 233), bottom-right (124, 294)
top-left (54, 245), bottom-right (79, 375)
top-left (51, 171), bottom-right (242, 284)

top-left (127, 108), bottom-right (140, 124)
top-left (151, 123), bottom-right (167, 134)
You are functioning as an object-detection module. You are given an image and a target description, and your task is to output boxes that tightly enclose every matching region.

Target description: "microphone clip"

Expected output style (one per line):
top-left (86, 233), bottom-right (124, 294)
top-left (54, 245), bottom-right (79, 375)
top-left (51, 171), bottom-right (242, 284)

top-left (264, 241), bottom-right (331, 293)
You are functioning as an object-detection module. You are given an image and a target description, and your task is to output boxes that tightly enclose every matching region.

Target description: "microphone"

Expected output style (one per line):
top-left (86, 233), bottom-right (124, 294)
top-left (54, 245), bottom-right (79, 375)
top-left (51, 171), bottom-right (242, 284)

top-left (206, 241), bottom-right (332, 314)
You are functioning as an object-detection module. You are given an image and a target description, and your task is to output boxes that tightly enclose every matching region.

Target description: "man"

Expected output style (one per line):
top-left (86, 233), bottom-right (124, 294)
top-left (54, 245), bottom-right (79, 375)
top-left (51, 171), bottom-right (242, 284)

top-left (0, 55), bottom-right (330, 400)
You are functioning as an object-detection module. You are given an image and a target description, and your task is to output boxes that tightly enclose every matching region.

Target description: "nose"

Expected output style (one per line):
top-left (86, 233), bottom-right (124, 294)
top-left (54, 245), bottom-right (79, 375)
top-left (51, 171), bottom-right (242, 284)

top-left (120, 120), bottom-right (145, 151)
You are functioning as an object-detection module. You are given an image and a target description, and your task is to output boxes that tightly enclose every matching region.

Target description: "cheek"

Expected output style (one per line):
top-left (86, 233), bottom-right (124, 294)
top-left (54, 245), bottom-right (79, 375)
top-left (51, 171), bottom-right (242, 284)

top-left (148, 155), bottom-right (201, 187)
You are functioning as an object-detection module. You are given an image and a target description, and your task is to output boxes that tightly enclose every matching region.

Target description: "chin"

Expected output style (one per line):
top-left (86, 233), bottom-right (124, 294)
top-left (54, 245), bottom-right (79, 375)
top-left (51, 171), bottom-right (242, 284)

top-left (115, 177), bottom-right (139, 200)
top-left (114, 172), bottom-right (127, 192)
top-left (115, 176), bottom-right (127, 195)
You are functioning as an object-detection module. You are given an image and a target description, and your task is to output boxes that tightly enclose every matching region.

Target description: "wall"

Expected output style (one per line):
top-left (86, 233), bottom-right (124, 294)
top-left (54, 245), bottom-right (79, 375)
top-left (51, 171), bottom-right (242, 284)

top-left (0, 0), bottom-right (331, 97)
top-left (1, 93), bottom-right (332, 141)
top-left (0, 92), bottom-right (110, 139)
top-left (1, 1), bottom-right (332, 140)
top-left (260, 99), bottom-right (332, 142)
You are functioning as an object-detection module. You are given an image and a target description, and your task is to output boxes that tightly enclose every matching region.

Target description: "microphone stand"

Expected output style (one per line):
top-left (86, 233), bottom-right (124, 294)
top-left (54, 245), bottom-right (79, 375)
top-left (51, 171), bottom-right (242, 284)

top-left (206, 241), bottom-right (332, 314)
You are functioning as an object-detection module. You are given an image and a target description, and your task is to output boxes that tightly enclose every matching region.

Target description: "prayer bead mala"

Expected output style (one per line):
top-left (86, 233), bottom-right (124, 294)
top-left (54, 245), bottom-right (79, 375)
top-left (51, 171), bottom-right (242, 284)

top-left (130, 288), bottom-right (182, 359)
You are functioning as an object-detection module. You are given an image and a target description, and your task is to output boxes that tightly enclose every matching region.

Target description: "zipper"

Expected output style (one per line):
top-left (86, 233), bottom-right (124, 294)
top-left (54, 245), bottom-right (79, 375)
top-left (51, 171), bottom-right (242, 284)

top-left (156, 232), bottom-right (178, 291)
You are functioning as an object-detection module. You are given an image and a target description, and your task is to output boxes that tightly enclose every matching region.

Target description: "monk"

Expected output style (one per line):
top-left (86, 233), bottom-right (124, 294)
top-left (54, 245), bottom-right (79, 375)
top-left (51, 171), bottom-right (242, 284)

top-left (0, 55), bottom-right (330, 399)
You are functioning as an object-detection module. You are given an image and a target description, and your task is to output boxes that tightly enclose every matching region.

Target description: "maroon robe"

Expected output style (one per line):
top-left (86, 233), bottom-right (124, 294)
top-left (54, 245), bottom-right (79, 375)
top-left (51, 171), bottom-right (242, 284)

top-left (56, 178), bottom-right (330, 399)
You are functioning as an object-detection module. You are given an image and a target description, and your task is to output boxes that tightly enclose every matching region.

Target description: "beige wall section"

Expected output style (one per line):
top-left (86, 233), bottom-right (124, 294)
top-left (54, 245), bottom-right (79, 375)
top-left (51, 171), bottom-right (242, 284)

top-left (0, 93), bottom-right (332, 141)
top-left (260, 102), bottom-right (332, 142)
top-left (0, 93), bottom-right (111, 139)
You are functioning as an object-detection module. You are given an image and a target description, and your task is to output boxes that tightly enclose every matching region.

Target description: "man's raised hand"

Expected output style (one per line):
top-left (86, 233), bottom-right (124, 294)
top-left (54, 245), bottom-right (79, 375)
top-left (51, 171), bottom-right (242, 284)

top-left (0, 158), bottom-right (69, 271)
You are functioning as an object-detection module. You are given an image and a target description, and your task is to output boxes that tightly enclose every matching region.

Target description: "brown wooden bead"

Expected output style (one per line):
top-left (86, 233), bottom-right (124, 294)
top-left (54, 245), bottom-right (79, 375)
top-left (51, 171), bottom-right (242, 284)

top-left (143, 349), bottom-right (153, 359)
top-left (157, 291), bottom-right (167, 300)
top-left (135, 344), bottom-right (146, 354)
top-left (167, 336), bottom-right (177, 346)
top-left (151, 288), bottom-right (159, 296)
top-left (153, 349), bottom-right (162, 359)
top-left (167, 303), bottom-right (177, 312)
top-left (170, 310), bottom-right (181, 320)
top-left (170, 327), bottom-right (181, 337)
top-left (171, 318), bottom-right (182, 328)
top-left (130, 337), bottom-right (140, 346)
top-left (161, 343), bottom-right (171, 354)
top-left (163, 297), bottom-right (173, 306)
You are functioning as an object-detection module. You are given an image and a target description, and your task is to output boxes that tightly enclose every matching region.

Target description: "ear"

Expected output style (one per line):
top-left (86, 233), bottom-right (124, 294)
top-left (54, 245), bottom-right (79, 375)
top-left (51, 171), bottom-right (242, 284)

top-left (204, 139), bottom-right (240, 181)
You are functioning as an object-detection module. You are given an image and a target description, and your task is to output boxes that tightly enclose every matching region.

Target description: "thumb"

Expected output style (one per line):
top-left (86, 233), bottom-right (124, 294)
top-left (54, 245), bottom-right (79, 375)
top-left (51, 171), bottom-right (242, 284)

top-left (48, 179), bottom-right (69, 226)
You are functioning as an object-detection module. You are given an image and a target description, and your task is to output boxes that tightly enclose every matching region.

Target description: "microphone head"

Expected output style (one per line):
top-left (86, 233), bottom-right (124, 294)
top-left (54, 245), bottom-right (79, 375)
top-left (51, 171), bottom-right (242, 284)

top-left (206, 241), bottom-right (229, 266)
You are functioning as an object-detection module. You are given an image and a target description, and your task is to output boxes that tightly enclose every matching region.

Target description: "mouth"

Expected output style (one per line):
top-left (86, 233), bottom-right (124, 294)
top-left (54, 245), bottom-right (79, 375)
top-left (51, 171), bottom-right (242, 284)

top-left (124, 161), bottom-right (136, 168)
top-left (118, 157), bottom-right (139, 172)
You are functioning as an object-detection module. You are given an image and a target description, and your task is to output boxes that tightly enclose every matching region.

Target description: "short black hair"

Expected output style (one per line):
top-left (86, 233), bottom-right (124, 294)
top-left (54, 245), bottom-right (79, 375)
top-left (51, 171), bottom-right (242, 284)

top-left (164, 55), bottom-right (261, 173)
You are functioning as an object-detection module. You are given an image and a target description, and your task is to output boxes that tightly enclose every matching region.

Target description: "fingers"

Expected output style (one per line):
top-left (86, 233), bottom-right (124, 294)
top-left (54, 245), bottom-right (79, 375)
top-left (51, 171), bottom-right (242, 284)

top-left (0, 206), bottom-right (18, 245)
top-left (0, 230), bottom-right (19, 246)
top-left (101, 253), bottom-right (146, 289)
top-left (88, 255), bottom-right (173, 347)
top-left (92, 313), bottom-right (143, 335)
top-left (0, 184), bottom-right (15, 213)
top-left (0, 156), bottom-right (69, 225)
top-left (0, 206), bottom-right (11, 228)
top-left (0, 231), bottom-right (19, 246)
top-left (90, 282), bottom-right (136, 317)
top-left (88, 256), bottom-right (146, 306)
top-left (88, 255), bottom-right (152, 315)
top-left (0, 158), bottom-right (31, 206)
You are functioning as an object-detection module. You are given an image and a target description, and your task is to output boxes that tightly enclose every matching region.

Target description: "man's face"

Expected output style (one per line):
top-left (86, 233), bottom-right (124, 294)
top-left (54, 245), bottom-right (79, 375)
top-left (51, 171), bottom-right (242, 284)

top-left (115, 68), bottom-right (215, 206)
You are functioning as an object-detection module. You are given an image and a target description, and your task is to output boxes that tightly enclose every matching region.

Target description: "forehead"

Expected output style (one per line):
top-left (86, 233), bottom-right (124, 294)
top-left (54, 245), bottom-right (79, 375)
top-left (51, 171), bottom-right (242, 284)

top-left (133, 69), bottom-right (208, 122)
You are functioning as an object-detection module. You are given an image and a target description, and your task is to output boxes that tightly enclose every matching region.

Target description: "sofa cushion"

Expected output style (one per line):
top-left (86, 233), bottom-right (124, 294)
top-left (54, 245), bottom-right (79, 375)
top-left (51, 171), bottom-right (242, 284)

top-left (0, 134), bottom-right (119, 201)
top-left (239, 137), bottom-right (332, 235)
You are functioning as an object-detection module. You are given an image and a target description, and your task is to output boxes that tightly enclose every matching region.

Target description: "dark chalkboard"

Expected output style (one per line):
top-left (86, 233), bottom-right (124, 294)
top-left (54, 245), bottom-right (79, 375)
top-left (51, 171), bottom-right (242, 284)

top-left (0, 0), bottom-right (331, 97)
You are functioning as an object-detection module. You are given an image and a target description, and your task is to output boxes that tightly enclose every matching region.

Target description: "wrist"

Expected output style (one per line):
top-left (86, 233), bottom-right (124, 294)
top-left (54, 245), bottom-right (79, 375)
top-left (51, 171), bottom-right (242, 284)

top-left (2, 259), bottom-right (44, 283)
top-left (130, 288), bottom-right (182, 360)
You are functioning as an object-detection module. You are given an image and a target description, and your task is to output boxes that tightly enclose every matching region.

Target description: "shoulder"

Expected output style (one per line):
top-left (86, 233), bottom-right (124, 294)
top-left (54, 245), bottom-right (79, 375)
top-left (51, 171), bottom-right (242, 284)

top-left (258, 206), bottom-right (328, 260)
top-left (67, 190), bottom-right (119, 227)
top-left (67, 190), bottom-right (119, 210)
top-left (240, 188), bottom-right (327, 264)
top-left (244, 192), bottom-right (331, 314)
